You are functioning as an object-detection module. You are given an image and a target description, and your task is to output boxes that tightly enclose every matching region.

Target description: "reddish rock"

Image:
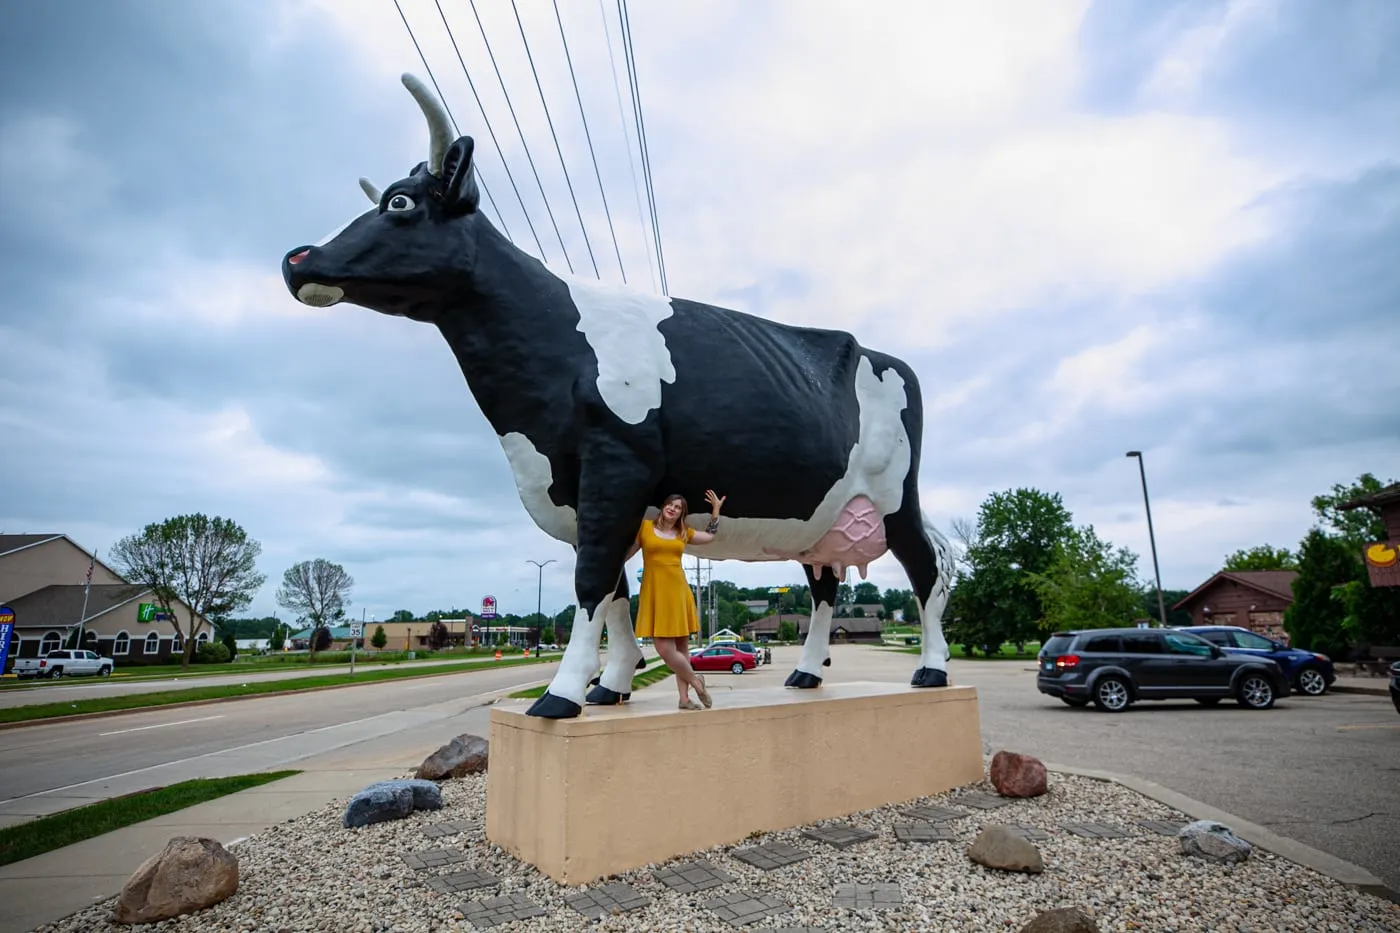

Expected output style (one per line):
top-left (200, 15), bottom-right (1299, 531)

top-left (990, 750), bottom-right (1048, 798)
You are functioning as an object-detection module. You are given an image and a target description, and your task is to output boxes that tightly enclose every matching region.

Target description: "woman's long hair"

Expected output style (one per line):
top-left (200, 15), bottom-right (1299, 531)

top-left (656, 493), bottom-right (689, 533)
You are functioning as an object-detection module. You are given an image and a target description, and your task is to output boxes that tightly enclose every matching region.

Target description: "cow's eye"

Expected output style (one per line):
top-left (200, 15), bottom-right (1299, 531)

top-left (386, 193), bottom-right (415, 212)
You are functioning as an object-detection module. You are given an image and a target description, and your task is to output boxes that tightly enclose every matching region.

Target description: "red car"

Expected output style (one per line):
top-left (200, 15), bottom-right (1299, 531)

top-left (689, 645), bottom-right (757, 674)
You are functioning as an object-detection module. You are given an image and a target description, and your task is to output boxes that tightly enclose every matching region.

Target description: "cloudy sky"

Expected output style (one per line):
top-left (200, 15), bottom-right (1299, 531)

top-left (2, 0), bottom-right (1397, 623)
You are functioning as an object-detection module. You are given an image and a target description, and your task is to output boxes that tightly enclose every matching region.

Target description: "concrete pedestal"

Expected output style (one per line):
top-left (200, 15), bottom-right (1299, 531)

top-left (485, 681), bottom-right (982, 885)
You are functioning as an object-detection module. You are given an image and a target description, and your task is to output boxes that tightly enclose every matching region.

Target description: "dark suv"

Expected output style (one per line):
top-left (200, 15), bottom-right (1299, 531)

top-left (1176, 625), bottom-right (1335, 696)
top-left (1037, 627), bottom-right (1288, 712)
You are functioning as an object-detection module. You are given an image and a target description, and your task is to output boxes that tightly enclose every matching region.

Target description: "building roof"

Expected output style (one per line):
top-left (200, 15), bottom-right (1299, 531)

top-left (1337, 482), bottom-right (1400, 512)
top-left (829, 617), bottom-right (885, 634)
top-left (0, 534), bottom-right (64, 557)
top-left (1171, 570), bottom-right (1299, 611)
top-left (745, 613), bottom-right (810, 633)
top-left (4, 584), bottom-right (150, 629)
top-left (291, 626), bottom-right (355, 639)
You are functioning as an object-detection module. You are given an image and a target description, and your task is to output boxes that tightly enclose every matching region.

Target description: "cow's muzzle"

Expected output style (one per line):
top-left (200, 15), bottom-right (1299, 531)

top-left (284, 247), bottom-right (345, 307)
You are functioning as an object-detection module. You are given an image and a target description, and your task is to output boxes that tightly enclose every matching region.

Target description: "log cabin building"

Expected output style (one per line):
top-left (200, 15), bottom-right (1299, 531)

top-left (1170, 570), bottom-right (1298, 642)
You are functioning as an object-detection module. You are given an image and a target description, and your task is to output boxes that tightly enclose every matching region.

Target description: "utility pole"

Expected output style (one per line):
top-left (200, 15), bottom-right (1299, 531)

top-left (527, 559), bottom-right (556, 649)
top-left (1126, 451), bottom-right (1169, 628)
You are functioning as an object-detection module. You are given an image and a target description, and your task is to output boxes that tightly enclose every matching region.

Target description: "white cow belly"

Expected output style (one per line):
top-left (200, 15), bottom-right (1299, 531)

top-left (498, 432), bottom-right (578, 545)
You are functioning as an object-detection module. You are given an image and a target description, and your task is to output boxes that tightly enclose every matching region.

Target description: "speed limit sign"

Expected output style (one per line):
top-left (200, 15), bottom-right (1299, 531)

top-left (349, 624), bottom-right (364, 638)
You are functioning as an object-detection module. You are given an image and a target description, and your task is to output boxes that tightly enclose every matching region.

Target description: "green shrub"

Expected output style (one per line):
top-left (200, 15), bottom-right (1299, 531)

top-left (194, 642), bottom-right (232, 664)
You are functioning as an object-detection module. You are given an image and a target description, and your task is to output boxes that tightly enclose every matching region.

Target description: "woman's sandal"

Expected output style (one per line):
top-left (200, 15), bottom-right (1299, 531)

top-left (694, 674), bottom-right (713, 709)
top-left (678, 698), bottom-right (703, 710)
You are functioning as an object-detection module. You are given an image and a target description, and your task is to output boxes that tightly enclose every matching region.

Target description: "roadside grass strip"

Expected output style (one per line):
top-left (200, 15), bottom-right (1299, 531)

top-left (508, 658), bottom-right (673, 700)
top-left (0, 657), bottom-right (558, 725)
top-left (0, 770), bottom-right (302, 867)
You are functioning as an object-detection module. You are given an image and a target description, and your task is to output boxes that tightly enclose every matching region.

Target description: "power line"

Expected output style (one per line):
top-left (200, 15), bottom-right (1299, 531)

top-left (510, 0), bottom-right (599, 277)
top-left (618, 0), bottom-right (668, 294)
top-left (597, 0), bottom-right (655, 292)
top-left (431, 0), bottom-right (547, 259)
top-left (555, 0), bottom-right (627, 283)
top-left (390, 0), bottom-right (511, 241)
top-left (468, 0), bottom-right (575, 273)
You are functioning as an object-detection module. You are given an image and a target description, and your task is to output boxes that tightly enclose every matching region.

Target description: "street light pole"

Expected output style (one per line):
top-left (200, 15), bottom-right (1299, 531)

top-left (1126, 450), bottom-right (1169, 628)
top-left (526, 559), bottom-right (555, 649)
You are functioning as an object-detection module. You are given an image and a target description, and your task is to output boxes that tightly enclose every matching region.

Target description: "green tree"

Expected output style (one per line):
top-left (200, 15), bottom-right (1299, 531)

top-left (1222, 545), bottom-right (1298, 572)
top-left (221, 631), bottom-right (238, 661)
top-left (275, 558), bottom-right (354, 660)
top-left (852, 582), bottom-right (881, 604)
top-left (269, 624), bottom-right (286, 651)
top-left (390, 609), bottom-right (415, 623)
top-left (1285, 529), bottom-right (1358, 656)
top-left (1312, 473), bottom-right (1392, 547)
top-left (371, 624), bottom-right (388, 649)
top-left (1141, 589), bottom-right (1191, 627)
top-left (110, 514), bottom-right (266, 670)
top-left (777, 619), bottom-right (799, 641)
top-left (1027, 525), bottom-right (1143, 635)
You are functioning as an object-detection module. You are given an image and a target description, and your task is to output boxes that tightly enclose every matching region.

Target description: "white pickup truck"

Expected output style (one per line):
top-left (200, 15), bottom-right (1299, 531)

top-left (13, 649), bottom-right (114, 679)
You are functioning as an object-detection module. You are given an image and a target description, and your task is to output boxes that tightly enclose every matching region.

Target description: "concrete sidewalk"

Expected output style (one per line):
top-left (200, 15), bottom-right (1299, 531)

top-left (1330, 672), bottom-right (1393, 697)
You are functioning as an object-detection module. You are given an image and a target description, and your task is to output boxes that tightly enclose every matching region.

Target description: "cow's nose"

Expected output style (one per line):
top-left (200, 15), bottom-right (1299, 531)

top-left (287, 249), bottom-right (310, 265)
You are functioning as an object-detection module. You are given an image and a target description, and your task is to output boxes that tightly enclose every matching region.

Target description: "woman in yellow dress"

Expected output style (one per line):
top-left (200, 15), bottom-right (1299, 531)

top-left (628, 489), bottom-right (726, 709)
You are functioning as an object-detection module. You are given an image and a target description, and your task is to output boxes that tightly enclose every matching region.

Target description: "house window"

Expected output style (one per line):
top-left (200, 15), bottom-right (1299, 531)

top-left (83, 630), bottom-right (98, 645)
top-left (197, 631), bottom-right (210, 644)
top-left (114, 632), bottom-right (130, 655)
top-left (172, 633), bottom-right (183, 653)
top-left (40, 631), bottom-right (61, 656)
top-left (144, 632), bottom-right (160, 654)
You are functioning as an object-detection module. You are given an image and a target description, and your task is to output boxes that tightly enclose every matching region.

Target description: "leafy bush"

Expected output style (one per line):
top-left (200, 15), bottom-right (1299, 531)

top-left (194, 642), bottom-right (232, 664)
top-left (312, 627), bottom-right (332, 652)
top-left (371, 625), bottom-right (387, 649)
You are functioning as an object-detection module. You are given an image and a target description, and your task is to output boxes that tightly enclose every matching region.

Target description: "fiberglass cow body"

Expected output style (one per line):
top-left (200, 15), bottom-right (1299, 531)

top-left (283, 75), bottom-right (954, 719)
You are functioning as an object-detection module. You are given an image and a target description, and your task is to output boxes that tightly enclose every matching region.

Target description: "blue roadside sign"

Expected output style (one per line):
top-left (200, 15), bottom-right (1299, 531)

top-left (0, 605), bottom-right (15, 673)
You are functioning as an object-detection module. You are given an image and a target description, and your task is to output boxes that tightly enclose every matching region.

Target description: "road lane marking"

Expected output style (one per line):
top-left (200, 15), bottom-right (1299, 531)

top-left (98, 715), bottom-right (224, 736)
top-left (1336, 722), bottom-right (1400, 732)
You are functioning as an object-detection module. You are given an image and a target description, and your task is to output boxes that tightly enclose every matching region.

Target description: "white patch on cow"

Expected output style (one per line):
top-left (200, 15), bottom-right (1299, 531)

top-left (916, 514), bottom-right (954, 673)
top-left (684, 355), bottom-right (911, 561)
top-left (549, 599), bottom-right (614, 705)
top-left (797, 602), bottom-right (835, 676)
top-left (546, 265), bottom-right (676, 425)
top-left (597, 598), bottom-right (643, 693)
top-left (497, 432), bottom-right (578, 545)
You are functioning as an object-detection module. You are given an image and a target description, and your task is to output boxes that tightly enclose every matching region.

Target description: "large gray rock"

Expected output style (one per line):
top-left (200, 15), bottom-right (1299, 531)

top-left (1020, 906), bottom-right (1100, 932)
top-left (416, 733), bottom-right (489, 780)
top-left (343, 779), bottom-right (442, 828)
top-left (1178, 820), bottom-right (1251, 864)
top-left (113, 836), bottom-right (238, 924)
top-left (967, 825), bottom-right (1045, 874)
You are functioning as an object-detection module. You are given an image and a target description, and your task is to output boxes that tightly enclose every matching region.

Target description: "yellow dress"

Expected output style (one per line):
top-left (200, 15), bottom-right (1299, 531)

top-left (634, 519), bottom-right (698, 639)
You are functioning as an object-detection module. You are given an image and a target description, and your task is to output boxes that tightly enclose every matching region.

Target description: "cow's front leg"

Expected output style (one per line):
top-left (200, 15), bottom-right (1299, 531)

top-left (785, 563), bottom-right (838, 689)
top-left (586, 573), bottom-right (643, 705)
top-left (527, 442), bottom-right (654, 719)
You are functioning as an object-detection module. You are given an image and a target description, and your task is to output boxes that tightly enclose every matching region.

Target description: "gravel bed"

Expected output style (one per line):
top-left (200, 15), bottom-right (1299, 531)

top-left (34, 771), bottom-right (1400, 933)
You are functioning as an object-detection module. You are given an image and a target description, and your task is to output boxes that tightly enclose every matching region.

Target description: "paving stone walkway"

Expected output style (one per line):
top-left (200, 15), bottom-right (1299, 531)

top-left (894, 821), bottom-right (958, 842)
top-left (424, 869), bottom-right (499, 895)
top-left (732, 841), bottom-right (813, 870)
top-left (565, 881), bottom-right (651, 919)
top-left (702, 890), bottom-right (791, 926)
top-left (421, 819), bottom-right (474, 839)
top-left (833, 882), bottom-right (904, 909)
top-left (801, 823), bottom-right (877, 849)
top-left (460, 893), bottom-right (547, 928)
top-left (653, 859), bottom-right (734, 893)
top-left (402, 848), bottom-right (472, 871)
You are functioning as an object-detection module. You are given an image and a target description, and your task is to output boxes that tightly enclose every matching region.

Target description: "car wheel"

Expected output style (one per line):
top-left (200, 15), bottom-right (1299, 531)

top-left (730, 662), bottom-right (744, 674)
top-left (1194, 697), bottom-right (1221, 706)
top-left (1060, 697), bottom-right (1089, 708)
top-left (1296, 667), bottom-right (1327, 696)
top-left (100, 667), bottom-right (112, 678)
top-left (1237, 674), bottom-right (1275, 710)
top-left (1093, 676), bottom-right (1131, 712)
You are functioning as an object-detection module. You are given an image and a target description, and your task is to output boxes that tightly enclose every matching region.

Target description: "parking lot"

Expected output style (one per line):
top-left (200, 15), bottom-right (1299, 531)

top-left (736, 644), bottom-right (1400, 893)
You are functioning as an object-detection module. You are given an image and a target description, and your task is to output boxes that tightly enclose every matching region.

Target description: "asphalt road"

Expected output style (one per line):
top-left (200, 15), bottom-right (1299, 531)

top-left (810, 646), bottom-right (1400, 894)
top-left (0, 661), bottom-right (559, 826)
top-left (0, 654), bottom-right (552, 709)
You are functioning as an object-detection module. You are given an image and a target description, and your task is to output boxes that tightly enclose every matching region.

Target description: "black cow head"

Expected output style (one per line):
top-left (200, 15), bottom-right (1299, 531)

top-left (282, 75), bottom-right (484, 323)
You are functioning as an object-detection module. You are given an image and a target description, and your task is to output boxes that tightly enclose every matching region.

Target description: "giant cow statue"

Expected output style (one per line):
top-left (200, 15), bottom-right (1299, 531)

top-left (282, 75), bottom-right (955, 719)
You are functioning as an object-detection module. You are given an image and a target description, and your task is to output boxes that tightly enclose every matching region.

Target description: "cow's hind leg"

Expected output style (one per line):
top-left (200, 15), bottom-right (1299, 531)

top-left (586, 573), bottom-right (643, 705)
top-left (884, 504), bottom-right (953, 688)
top-left (785, 563), bottom-right (839, 688)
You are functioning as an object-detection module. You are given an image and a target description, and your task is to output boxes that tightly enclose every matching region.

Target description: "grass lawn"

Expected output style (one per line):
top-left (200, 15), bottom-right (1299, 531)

top-left (885, 642), bottom-right (1040, 660)
top-left (0, 656), bottom-right (558, 725)
top-left (508, 659), bottom-right (673, 700)
top-left (0, 770), bottom-right (300, 867)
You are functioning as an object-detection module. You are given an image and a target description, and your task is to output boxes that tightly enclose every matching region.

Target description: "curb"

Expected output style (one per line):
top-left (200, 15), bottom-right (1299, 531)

top-left (0, 660), bottom-right (560, 732)
top-left (1043, 760), bottom-right (1400, 904)
top-left (1329, 684), bottom-right (1390, 697)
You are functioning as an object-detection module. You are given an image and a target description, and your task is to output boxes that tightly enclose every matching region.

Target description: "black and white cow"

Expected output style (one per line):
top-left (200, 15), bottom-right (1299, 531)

top-left (282, 75), bottom-right (954, 719)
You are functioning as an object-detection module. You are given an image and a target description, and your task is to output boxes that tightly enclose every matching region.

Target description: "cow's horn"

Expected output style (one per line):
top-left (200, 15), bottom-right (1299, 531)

top-left (401, 73), bottom-right (452, 177)
top-left (359, 178), bottom-right (382, 204)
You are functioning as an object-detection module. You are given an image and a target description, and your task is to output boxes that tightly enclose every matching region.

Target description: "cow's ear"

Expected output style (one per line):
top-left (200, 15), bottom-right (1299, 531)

top-left (442, 136), bottom-right (480, 215)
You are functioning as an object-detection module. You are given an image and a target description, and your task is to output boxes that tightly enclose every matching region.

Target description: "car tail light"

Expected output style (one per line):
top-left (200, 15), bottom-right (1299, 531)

top-left (39, 660), bottom-right (46, 668)
top-left (1054, 655), bottom-right (1080, 670)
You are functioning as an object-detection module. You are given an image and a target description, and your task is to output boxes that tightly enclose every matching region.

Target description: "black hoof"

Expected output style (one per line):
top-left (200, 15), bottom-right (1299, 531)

top-left (822, 657), bottom-right (832, 667)
top-left (785, 669), bottom-right (823, 689)
top-left (588, 674), bottom-right (601, 687)
top-left (635, 657), bottom-right (647, 670)
top-left (910, 667), bottom-right (949, 688)
top-left (586, 684), bottom-right (625, 705)
top-left (526, 692), bottom-right (583, 719)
